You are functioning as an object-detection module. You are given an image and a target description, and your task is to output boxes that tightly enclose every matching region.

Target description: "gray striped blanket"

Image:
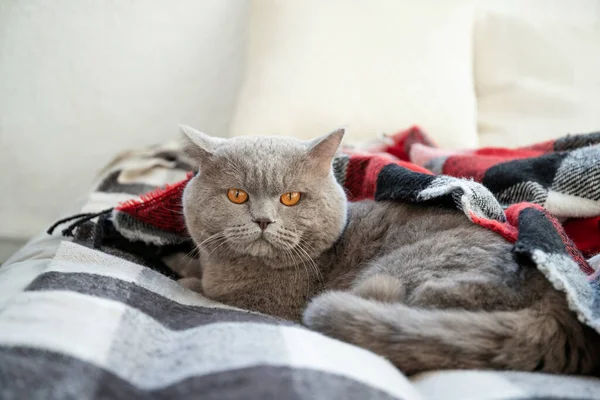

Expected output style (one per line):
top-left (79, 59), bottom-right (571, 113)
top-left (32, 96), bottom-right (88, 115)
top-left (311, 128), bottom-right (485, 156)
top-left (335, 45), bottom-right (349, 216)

top-left (1, 141), bottom-right (599, 400)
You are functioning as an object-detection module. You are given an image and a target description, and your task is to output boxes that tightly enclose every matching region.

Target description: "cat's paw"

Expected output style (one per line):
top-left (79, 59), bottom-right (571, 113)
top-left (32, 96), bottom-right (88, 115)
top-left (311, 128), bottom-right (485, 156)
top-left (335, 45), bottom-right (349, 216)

top-left (178, 277), bottom-right (204, 294)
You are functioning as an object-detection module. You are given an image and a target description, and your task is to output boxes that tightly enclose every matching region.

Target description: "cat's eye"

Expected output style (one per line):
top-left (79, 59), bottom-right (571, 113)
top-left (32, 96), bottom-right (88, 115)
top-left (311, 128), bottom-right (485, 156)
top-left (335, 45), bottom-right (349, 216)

top-left (280, 192), bottom-right (301, 206)
top-left (227, 188), bottom-right (249, 204)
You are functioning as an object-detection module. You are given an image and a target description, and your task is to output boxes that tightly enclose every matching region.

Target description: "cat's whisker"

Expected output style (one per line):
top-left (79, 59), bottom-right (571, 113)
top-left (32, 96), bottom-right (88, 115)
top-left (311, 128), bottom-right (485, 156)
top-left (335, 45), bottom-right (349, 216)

top-left (278, 240), bottom-right (293, 266)
top-left (184, 245), bottom-right (198, 259)
top-left (296, 240), bottom-right (323, 285)
top-left (297, 238), bottom-right (319, 256)
top-left (204, 236), bottom-right (231, 257)
top-left (290, 247), bottom-right (312, 296)
top-left (197, 232), bottom-right (222, 245)
top-left (196, 232), bottom-right (231, 259)
top-left (280, 244), bottom-right (299, 286)
top-left (289, 243), bottom-right (313, 291)
top-left (204, 243), bottom-right (226, 259)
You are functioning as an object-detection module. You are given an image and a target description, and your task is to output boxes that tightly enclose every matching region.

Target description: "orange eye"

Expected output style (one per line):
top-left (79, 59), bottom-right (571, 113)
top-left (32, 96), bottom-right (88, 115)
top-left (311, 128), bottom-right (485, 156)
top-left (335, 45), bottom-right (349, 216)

top-left (227, 188), bottom-right (249, 204)
top-left (280, 192), bottom-right (301, 206)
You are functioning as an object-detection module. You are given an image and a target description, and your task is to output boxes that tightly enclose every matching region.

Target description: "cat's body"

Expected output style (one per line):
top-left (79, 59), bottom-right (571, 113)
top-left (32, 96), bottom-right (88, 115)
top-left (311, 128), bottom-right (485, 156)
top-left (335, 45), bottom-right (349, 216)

top-left (202, 201), bottom-right (529, 321)
top-left (180, 126), bottom-right (600, 375)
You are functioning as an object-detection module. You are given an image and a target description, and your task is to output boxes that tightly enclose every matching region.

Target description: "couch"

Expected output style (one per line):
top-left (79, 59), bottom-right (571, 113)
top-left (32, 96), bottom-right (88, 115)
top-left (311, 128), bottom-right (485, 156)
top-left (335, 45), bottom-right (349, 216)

top-left (1, 1), bottom-right (600, 399)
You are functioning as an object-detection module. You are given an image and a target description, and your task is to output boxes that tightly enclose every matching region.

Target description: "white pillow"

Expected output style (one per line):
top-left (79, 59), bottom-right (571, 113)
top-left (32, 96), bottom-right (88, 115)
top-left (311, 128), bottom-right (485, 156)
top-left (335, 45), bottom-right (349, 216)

top-left (475, 0), bottom-right (600, 147)
top-left (0, 0), bottom-right (247, 250)
top-left (231, 0), bottom-right (478, 149)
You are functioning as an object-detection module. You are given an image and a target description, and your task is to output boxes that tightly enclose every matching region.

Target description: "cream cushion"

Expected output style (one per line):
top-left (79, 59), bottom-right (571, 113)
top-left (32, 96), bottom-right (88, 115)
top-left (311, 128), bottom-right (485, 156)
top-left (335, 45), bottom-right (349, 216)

top-left (231, 0), bottom-right (478, 149)
top-left (475, 0), bottom-right (600, 147)
top-left (0, 0), bottom-right (247, 255)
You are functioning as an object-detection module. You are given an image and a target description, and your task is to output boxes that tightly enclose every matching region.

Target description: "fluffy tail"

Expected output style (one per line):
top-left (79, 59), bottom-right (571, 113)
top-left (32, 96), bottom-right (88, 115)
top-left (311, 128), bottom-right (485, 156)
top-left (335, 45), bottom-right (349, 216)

top-left (302, 291), bottom-right (600, 375)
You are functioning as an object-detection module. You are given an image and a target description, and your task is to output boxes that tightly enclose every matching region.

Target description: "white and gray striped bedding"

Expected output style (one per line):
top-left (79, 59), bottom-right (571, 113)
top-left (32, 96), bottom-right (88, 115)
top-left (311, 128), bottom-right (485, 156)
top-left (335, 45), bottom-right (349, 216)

top-left (1, 141), bottom-right (599, 399)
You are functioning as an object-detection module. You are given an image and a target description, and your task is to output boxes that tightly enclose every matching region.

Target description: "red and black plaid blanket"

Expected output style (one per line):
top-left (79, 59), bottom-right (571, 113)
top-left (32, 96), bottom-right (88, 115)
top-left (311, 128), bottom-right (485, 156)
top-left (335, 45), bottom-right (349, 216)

top-left (49, 129), bottom-right (600, 335)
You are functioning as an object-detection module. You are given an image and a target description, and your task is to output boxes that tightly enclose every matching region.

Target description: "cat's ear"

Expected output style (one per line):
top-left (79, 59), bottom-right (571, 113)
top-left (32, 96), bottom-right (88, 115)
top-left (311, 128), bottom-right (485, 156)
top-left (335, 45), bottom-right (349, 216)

top-left (179, 125), bottom-right (222, 164)
top-left (307, 128), bottom-right (345, 175)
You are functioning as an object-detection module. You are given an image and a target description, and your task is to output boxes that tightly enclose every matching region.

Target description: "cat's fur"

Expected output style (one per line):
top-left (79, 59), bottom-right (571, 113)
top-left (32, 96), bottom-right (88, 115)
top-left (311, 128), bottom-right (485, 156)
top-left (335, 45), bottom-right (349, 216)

top-left (180, 126), bottom-right (600, 375)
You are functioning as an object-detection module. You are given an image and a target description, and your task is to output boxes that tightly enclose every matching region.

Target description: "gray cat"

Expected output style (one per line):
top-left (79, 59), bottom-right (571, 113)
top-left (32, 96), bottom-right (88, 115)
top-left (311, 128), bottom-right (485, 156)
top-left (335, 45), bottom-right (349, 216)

top-left (180, 125), bottom-right (600, 375)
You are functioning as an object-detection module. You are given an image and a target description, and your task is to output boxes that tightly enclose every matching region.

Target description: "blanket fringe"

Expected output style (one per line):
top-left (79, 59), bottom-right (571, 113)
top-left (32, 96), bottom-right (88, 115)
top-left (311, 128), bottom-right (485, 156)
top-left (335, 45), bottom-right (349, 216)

top-left (47, 208), bottom-right (114, 238)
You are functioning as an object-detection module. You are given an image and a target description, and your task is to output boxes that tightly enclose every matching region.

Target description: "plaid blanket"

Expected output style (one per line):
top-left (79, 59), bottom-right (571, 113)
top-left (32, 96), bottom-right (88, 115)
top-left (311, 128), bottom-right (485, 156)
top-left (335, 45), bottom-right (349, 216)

top-left (50, 128), bottom-right (600, 335)
top-left (2, 129), bottom-right (600, 399)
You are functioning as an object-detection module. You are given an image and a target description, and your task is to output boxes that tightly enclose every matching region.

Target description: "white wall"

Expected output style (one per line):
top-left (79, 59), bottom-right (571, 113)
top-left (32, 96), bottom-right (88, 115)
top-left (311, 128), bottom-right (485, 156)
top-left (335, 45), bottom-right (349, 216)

top-left (0, 0), bottom-right (247, 246)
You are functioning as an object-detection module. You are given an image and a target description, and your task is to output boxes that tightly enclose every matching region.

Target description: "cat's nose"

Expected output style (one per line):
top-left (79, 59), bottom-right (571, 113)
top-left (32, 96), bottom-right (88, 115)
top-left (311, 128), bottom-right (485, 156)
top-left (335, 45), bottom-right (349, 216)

top-left (253, 218), bottom-right (273, 231)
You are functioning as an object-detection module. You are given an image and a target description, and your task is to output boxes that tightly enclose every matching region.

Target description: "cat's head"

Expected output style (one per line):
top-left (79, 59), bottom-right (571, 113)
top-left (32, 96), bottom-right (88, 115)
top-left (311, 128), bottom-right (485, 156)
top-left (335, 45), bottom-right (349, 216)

top-left (181, 126), bottom-right (347, 269)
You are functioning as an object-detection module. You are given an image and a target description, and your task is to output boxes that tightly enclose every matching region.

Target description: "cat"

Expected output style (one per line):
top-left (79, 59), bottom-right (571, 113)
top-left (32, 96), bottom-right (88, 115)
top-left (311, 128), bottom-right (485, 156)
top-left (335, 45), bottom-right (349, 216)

top-left (180, 125), bottom-right (600, 375)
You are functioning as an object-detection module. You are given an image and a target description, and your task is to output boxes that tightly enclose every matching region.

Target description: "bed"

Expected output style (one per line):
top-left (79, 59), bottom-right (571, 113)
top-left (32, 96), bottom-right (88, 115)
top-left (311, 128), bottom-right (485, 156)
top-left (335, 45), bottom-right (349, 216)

top-left (2, 135), bottom-right (599, 400)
